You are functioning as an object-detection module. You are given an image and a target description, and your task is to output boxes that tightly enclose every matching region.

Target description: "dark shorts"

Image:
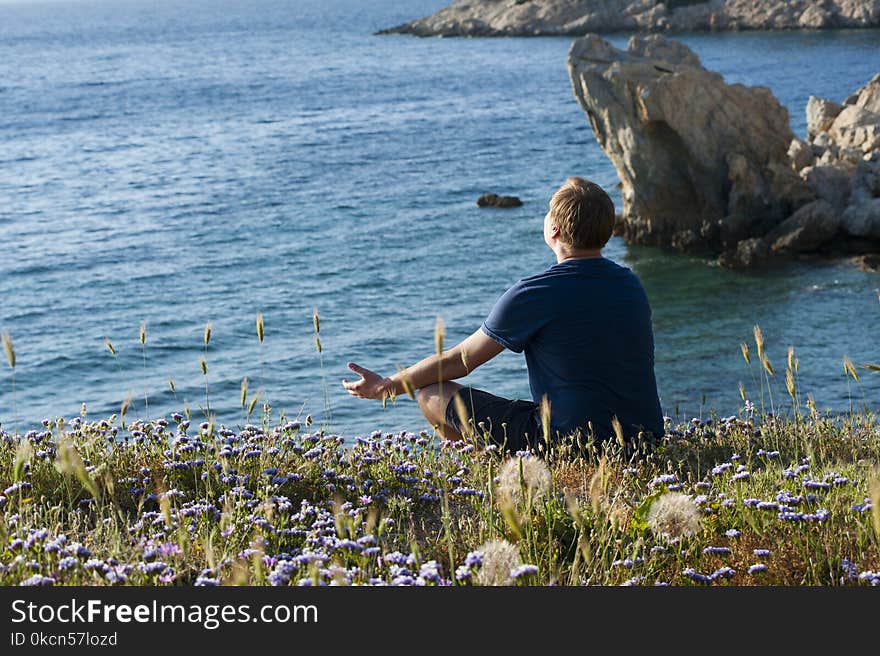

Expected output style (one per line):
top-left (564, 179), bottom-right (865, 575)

top-left (444, 386), bottom-right (541, 453)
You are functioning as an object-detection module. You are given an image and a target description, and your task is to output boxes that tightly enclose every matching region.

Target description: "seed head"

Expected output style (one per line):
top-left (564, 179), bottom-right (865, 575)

top-left (2, 333), bottom-right (14, 369)
top-left (475, 539), bottom-right (521, 586)
top-left (497, 456), bottom-right (552, 504)
top-left (647, 492), bottom-right (701, 539)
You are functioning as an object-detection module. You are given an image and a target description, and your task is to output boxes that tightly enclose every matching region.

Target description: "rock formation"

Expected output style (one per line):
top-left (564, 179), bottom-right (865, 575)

top-left (380, 1), bottom-right (880, 37)
top-left (566, 35), bottom-right (880, 268)
top-left (791, 73), bottom-right (880, 247)
top-left (567, 34), bottom-right (813, 259)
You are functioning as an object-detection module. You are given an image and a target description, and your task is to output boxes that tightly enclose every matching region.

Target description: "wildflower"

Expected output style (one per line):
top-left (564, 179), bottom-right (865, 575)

top-left (511, 564), bottom-right (538, 579)
top-left (725, 529), bottom-right (741, 538)
top-left (682, 568), bottom-right (712, 584)
top-left (858, 571), bottom-right (880, 586)
top-left (475, 540), bottom-right (521, 586)
top-left (194, 576), bottom-right (220, 586)
top-left (451, 487), bottom-right (481, 497)
top-left (711, 566), bottom-right (735, 580)
top-left (841, 559), bottom-right (858, 580)
top-left (748, 564), bottom-right (768, 575)
top-left (647, 492), bottom-right (701, 539)
top-left (418, 561), bottom-right (443, 584)
top-left (20, 575), bottom-right (55, 586)
top-left (58, 557), bottom-right (78, 571)
top-left (621, 576), bottom-right (645, 586)
top-left (753, 549), bottom-right (771, 557)
top-left (648, 474), bottom-right (678, 488)
top-left (455, 564), bottom-right (473, 581)
top-left (496, 456), bottom-right (552, 503)
top-left (703, 546), bottom-right (732, 556)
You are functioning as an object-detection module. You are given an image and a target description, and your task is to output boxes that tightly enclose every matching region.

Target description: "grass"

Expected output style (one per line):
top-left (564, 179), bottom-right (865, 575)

top-left (0, 402), bottom-right (878, 586)
top-left (0, 321), bottom-right (878, 586)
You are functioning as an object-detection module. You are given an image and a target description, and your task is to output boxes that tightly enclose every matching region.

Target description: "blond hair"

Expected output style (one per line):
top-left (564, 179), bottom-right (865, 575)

top-left (549, 177), bottom-right (615, 250)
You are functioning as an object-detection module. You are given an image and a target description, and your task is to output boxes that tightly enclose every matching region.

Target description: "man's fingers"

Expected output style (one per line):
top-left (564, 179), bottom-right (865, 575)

top-left (347, 362), bottom-right (375, 378)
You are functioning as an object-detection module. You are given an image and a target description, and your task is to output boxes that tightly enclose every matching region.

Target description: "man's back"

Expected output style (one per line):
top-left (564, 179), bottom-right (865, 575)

top-left (481, 256), bottom-right (664, 441)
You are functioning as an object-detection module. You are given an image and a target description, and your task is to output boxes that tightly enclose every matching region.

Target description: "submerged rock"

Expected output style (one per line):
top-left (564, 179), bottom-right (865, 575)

top-left (477, 193), bottom-right (523, 208)
top-left (852, 253), bottom-right (880, 272)
top-left (379, 1), bottom-right (880, 37)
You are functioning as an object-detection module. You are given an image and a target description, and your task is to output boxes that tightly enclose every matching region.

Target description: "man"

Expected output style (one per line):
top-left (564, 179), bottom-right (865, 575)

top-left (342, 177), bottom-right (664, 452)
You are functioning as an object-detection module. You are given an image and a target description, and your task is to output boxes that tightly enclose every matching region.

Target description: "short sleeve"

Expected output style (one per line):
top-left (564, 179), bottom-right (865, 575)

top-left (480, 280), bottom-right (547, 353)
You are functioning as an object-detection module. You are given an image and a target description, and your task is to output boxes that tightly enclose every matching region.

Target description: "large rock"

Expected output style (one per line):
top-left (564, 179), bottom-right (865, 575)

top-left (801, 75), bottom-right (880, 254)
top-left (766, 200), bottom-right (841, 253)
top-left (380, 1), bottom-right (880, 37)
top-left (566, 34), bottom-right (812, 254)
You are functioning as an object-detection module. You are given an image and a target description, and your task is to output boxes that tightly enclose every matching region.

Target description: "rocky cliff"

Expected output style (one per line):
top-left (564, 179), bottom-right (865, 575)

top-left (566, 34), bottom-right (880, 267)
top-left (380, 1), bottom-right (880, 37)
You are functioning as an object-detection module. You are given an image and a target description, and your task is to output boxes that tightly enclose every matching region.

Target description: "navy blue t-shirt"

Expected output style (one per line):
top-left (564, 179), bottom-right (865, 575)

top-left (481, 257), bottom-right (663, 441)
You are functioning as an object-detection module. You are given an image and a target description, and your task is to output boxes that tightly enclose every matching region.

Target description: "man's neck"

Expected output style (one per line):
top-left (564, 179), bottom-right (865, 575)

top-left (555, 248), bottom-right (602, 263)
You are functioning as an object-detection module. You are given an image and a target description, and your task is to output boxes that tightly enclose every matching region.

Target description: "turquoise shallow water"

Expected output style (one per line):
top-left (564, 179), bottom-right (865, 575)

top-left (1, 0), bottom-right (879, 438)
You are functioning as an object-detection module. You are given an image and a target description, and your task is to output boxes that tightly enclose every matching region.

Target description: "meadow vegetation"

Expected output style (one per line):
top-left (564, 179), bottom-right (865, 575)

top-left (0, 320), bottom-right (878, 586)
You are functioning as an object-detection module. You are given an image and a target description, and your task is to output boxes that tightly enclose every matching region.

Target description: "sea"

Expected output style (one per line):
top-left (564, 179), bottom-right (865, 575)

top-left (1, 0), bottom-right (879, 439)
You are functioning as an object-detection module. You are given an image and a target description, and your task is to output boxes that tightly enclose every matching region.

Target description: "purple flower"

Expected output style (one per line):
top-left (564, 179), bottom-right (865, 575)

top-left (511, 564), bottom-right (538, 579)
top-left (753, 549), bottom-right (771, 557)
top-left (455, 564), bottom-right (473, 581)
top-left (841, 559), bottom-right (859, 580)
top-left (649, 474), bottom-right (678, 488)
top-left (748, 563), bottom-right (768, 574)
top-left (711, 567), bottom-right (735, 580)
top-left (58, 557), bottom-right (78, 571)
top-left (451, 487), bottom-right (481, 497)
top-left (725, 529), bottom-right (741, 538)
top-left (682, 568), bottom-right (712, 584)
top-left (464, 551), bottom-right (483, 568)
top-left (194, 576), bottom-right (220, 586)
top-left (703, 546), bottom-right (732, 556)
top-left (20, 575), bottom-right (55, 586)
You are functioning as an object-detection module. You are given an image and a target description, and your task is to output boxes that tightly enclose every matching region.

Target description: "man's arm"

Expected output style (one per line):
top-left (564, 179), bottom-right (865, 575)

top-left (342, 328), bottom-right (504, 400)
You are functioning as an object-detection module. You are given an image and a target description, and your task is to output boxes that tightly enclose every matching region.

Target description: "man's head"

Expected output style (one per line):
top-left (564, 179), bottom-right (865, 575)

top-left (544, 177), bottom-right (615, 251)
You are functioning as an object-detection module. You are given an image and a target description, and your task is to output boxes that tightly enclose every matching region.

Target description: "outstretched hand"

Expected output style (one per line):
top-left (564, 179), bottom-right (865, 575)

top-left (342, 362), bottom-right (392, 400)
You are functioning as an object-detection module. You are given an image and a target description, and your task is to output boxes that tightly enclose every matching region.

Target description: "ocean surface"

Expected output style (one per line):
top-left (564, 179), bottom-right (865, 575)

top-left (1, 0), bottom-right (879, 439)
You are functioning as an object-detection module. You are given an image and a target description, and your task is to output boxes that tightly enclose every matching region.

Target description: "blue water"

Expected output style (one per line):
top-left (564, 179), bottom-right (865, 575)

top-left (1, 0), bottom-right (879, 438)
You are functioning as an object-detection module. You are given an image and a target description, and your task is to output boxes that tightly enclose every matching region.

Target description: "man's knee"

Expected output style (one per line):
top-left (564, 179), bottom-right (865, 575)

top-left (417, 384), bottom-right (440, 413)
top-left (417, 382), bottom-right (461, 424)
